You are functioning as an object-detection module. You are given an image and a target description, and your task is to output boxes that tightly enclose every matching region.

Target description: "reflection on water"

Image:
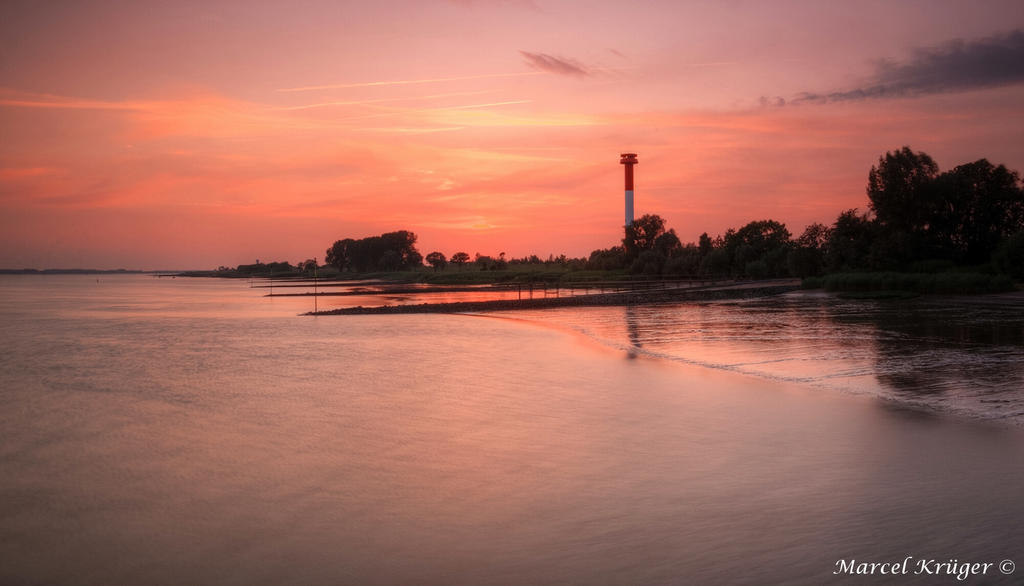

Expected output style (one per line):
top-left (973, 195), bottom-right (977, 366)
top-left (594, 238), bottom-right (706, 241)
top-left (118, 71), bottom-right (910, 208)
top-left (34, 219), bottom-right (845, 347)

top-left (625, 304), bottom-right (643, 359)
top-left (264, 278), bottom-right (729, 310)
top-left (507, 292), bottom-right (1024, 424)
top-left (2, 276), bottom-right (1024, 585)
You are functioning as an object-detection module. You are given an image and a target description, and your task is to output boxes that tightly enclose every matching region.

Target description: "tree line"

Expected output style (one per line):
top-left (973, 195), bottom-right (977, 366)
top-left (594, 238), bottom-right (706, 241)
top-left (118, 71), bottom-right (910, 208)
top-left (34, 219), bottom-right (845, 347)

top-left (325, 230), bottom-right (423, 272)
top-left (587, 147), bottom-right (1024, 280)
top-left (311, 147), bottom-right (1022, 281)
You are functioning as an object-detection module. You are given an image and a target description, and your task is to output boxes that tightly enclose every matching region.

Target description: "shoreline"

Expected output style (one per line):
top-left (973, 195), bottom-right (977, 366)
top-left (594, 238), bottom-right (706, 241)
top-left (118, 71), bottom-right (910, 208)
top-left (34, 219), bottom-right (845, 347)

top-left (306, 282), bottom-right (800, 315)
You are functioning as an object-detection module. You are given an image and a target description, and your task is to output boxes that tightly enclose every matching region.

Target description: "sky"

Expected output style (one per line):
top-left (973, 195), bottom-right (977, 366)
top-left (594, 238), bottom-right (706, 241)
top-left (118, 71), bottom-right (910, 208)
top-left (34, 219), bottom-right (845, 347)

top-left (2, 0), bottom-right (1024, 269)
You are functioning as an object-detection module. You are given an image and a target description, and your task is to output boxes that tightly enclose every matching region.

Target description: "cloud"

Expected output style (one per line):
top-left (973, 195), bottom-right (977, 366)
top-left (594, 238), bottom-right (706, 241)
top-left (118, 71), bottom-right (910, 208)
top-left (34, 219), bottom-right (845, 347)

top-left (519, 51), bottom-right (589, 77)
top-left (277, 72), bottom-right (540, 92)
top-left (0, 89), bottom-right (150, 111)
top-left (0, 167), bottom-right (62, 180)
top-left (272, 90), bottom-right (496, 111)
top-left (793, 29), bottom-right (1024, 104)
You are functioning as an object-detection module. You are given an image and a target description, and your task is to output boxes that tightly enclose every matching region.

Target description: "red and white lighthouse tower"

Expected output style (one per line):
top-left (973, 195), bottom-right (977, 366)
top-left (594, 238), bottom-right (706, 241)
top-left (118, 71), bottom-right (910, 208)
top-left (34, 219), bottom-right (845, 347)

top-left (620, 153), bottom-right (638, 227)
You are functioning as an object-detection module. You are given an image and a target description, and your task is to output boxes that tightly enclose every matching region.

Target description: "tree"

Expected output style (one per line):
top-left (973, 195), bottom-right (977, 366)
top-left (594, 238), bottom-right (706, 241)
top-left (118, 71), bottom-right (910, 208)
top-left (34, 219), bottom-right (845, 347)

top-left (787, 223), bottom-right (831, 277)
top-left (425, 251), bottom-right (447, 271)
top-left (863, 148), bottom-right (1024, 266)
top-left (379, 250), bottom-right (402, 271)
top-left (379, 230), bottom-right (422, 269)
top-left (325, 230), bottom-right (422, 272)
top-left (724, 220), bottom-right (792, 276)
top-left (867, 147), bottom-right (940, 233)
top-left (450, 251), bottom-right (470, 267)
top-left (326, 238), bottom-right (355, 271)
top-left (623, 214), bottom-right (667, 260)
top-left (298, 259), bottom-right (318, 274)
top-left (587, 246), bottom-right (626, 270)
top-left (698, 232), bottom-right (713, 257)
top-left (825, 209), bottom-right (875, 271)
top-left (729, 220), bottom-right (791, 254)
top-left (235, 260), bottom-right (294, 276)
top-left (932, 159), bottom-right (1024, 263)
top-left (654, 229), bottom-right (683, 257)
top-left (796, 223), bottom-right (831, 250)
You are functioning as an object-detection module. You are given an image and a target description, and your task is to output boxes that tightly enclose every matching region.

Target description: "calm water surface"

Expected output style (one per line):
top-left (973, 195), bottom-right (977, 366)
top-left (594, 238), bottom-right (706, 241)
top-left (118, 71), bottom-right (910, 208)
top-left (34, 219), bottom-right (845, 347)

top-left (1, 275), bottom-right (1023, 585)
top-left (506, 293), bottom-right (1024, 425)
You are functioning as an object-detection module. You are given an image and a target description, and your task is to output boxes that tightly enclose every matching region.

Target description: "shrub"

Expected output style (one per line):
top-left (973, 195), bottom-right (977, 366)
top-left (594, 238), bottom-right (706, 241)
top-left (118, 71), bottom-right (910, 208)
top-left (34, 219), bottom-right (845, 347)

top-left (745, 260), bottom-right (769, 279)
top-left (993, 231), bottom-right (1024, 280)
top-left (821, 272), bottom-right (1014, 294)
top-left (663, 250), bottom-right (701, 276)
top-left (787, 247), bottom-right (822, 278)
top-left (802, 276), bottom-right (824, 289)
top-left (629, 250), bottom-right (666, 275)
top-left (907, 259), bottom-right (955, 273)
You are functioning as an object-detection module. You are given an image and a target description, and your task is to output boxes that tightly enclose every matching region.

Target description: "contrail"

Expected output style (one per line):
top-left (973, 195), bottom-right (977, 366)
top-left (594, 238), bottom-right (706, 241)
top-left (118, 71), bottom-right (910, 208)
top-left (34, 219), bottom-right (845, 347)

top-left (277, 71), bottom-right (544, 92)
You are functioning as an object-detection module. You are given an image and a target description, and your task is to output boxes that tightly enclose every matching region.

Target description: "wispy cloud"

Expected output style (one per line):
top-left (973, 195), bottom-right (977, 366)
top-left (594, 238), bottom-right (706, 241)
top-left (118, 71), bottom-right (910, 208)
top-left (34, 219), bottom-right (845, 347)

top-left (519, 51), bottom-right (589, 77)
top-left (0, 167), bottom-right (63, 180)
top-left (430, 100), bottom-right (532, 111)
top-left (273, 90), bottom-right (496, 111)
top-left (277, 72), bottom-right (542, 92)
top-left (356, 127), bottom-right (466, 134)
top-left (328, 99), bottom-right (533, 124)
top-left (792, 29), bottom-right (1024, 104)
top-left (0, 89), bottom-right (344, 140)
top-left (0, 89), bottom-right (149, 111)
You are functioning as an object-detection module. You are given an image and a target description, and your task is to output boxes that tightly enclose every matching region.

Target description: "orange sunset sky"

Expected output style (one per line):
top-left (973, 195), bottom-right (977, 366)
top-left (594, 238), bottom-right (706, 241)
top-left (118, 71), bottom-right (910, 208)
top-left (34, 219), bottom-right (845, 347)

top-left (3, 0), bottom-right (1024, 269)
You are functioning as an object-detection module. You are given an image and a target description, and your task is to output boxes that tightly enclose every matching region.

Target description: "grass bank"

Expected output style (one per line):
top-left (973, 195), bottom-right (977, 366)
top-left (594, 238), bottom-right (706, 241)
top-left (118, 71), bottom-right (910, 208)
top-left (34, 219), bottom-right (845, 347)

top-left (802, 272), bottom-right (1016, 295)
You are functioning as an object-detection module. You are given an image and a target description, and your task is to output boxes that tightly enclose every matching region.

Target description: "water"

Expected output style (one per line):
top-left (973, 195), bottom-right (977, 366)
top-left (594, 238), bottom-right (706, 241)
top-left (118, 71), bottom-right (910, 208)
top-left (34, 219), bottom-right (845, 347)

top-left (2, 275), bottom-right (1023, 585)
top-left (505, 293), bottom-right (1024, 425)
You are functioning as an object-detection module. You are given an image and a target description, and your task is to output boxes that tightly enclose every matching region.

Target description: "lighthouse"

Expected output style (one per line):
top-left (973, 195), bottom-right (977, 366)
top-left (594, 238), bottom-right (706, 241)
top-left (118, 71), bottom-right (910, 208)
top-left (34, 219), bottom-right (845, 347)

top-left (620, 153), bottom-right (637, 227)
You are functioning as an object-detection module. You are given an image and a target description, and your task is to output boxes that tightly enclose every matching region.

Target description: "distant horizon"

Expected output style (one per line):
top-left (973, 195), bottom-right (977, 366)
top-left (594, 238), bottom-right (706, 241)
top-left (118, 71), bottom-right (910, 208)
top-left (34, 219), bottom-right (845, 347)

top-left (0, 268), bottom-right (188, 274)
